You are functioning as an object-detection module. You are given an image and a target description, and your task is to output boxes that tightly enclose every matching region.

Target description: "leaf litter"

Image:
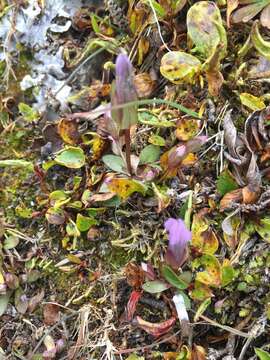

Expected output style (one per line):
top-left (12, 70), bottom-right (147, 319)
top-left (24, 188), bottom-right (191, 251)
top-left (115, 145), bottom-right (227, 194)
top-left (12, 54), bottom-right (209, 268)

top-left (0, 0), bottom-right (270, 359)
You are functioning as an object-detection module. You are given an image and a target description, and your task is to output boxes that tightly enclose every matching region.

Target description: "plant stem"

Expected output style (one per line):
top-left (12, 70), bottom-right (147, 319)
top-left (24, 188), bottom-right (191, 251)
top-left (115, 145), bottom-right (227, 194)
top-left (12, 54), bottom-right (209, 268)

top-left (125, 129), bottom-right (132, 175)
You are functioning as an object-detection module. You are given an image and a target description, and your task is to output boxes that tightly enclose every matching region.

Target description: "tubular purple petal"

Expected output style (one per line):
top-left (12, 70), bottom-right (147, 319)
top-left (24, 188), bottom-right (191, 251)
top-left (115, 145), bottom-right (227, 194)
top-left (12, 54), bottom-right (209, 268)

top-left (164, 218), bottom-right (191, 269)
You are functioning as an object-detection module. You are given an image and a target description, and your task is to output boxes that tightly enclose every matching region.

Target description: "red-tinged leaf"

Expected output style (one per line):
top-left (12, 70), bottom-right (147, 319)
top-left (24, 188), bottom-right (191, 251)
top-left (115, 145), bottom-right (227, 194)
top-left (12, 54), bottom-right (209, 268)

top-left (126, 290), bottom-right (141, 321)
top-left (133, 315), bottom-right (176, 337)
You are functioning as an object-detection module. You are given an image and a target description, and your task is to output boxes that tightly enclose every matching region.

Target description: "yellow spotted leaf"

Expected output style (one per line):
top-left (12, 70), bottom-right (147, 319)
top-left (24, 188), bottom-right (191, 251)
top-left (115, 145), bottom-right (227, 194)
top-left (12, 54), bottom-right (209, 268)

top-left (175, 117), bottom-right (200, 141)
top-left (58, 118), bottom-right (80, 145)
top-left (240, 93), bottom-right (265, 111)
top-left (193, 254), bottom-right (221, 287)
top-left (189, 281), bottom-right (213, 301)
top-left (192, 215), bottom-right (219, 254)
top-left (107, 178), bottom-right (147, 200)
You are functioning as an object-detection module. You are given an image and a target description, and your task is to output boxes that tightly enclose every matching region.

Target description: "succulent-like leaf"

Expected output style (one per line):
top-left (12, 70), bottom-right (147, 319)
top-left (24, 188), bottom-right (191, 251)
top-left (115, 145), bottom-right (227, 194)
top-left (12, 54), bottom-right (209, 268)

top-left (187, 1), bottom-right (227, 60)
top-left (251, 20), bottom-right (270, 60)
top-left (160, 51), bottom-right (201, 84)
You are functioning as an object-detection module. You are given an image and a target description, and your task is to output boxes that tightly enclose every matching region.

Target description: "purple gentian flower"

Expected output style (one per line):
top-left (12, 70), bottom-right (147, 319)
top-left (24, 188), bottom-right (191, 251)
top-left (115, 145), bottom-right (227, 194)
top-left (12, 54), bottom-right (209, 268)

top-left (115, 54), bottom-right (134, 103)
top-left (112, 53), bottom-right (138, 130)
top-left (164, 218), bottom-right (192, 269)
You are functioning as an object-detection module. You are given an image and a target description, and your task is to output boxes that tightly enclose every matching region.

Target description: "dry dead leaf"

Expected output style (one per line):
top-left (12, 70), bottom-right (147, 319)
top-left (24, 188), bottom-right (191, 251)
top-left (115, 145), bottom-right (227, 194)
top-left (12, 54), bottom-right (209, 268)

top-left (44, 303), bottom-right (60, 326)
top-left (125, 262), bottom-right (145, 289)
top-left (134, 72), bottom-right (156, 98)
top-left (220, 188), bottom-right (243, 211)
top-left (28, 289), bottom-right (45, 313)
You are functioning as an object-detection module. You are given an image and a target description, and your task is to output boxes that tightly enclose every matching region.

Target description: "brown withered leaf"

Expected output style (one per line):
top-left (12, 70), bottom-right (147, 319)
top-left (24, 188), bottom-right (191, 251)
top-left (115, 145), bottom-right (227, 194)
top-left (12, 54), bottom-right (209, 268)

top-left (125, 262), bottom-right (145, 289)
top-left (227, 0), bottom-right (239, 27)
top-left (232, 1), bottom-right (270, 29)
top-left (192, 344), bottom-right (207, 360)
top-left (246, 152), bottom-right (262, 190)
top-left (58, 118), bottom-right (80, 145)
top-left (72, 9), bottom-right (92, 31)
top-left (223, 110), bottom-right (251, 186)
top-left (28, 289), bottom-right (45, 313)
top-left (44, 303), bottom-right (60, 326)
top-left (134, 72), bottom-right (156, 98)
top-left (242, 185), bottom-right (260, 204)
top-left (133, 315), bottom-right (176, 337)
top-left (137, 37), bottom-right (150, 66)
top-left (89, 80), bottom-right (111, 99)
top-left (245, 107), bottom-right (270, 151)
top-left (85, 192), bottom-right (115, 204)
top-left (220, 188), bottom-right (243, 211)
top-left (205, 69), bottom-right (223, 97)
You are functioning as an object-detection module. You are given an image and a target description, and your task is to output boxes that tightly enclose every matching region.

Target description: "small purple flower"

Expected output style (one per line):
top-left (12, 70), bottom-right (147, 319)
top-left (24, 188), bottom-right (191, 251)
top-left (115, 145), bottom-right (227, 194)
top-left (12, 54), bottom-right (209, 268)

top-left (164, 218), bottom-right (192, 269)
top-left (113, 53), bottom-right (138, 130)
top-left (115, 54), bottom-right (134, 103)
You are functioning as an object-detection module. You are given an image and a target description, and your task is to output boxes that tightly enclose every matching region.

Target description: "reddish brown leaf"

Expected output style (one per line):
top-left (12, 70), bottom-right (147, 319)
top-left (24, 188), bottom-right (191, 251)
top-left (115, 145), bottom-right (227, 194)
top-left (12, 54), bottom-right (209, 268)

top-left (44, 304), bottom-right (60, 326)
top-left (125, 262), bottom-right (145, 288)
top-left (242, 184), bottom-right (260, 204)
top-left (220, 188), bottom-right (243, 211)
top-left (133, 315), bottom-right (176, 337)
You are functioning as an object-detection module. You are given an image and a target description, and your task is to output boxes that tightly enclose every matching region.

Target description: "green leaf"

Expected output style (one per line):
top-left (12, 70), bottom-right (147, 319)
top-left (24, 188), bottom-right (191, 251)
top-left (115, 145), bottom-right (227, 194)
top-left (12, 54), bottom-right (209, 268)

top-left (66, 220), bottom-right (80, 237)
top-left (15, 205), bottom-right (32, 218)
top-left (49, 190), bottom-right (70, 208)
top-left (217, 170), bottom-right (238, 196)
top-left (126, 354), bottom-right (145, 360)
top-left (91, 13), bottom-right (100, 34)
top-left (142, 280), bottom-right (169, 294)
top-left (254, 217), bottom-right (270, 243)
top-left (76, 214), bottom-right (98, 232)
top-left (251, 21), bottom-right (270, 60)
top-left (55, 147), bottom-right (86, 169)
top-left (0, 159), bottom-right (34, 171)
top-left (194, 297), bottom-right (211, 322)
top-left (160, 51), bottom-right (202, 84)
top-left (139, 145), bottom-right (160, 164)
top-left (187, 1), bottom-right (227, 60)
top-left (0, 293), bottom-right (11, 316)
top-left (255, 348), bottom-right (270, 360)
top-left (138, 112), bottom-right (175, 127)
top-left (221, 263), bottom-right (235, 287)
top-left (161, 265), bottom-right (188, 290)
top-left (4, 236), bottom-right (19, 250)
top-left (102, 155), bottom-right (126, 173)
top-left (144, 0), bottom-right (166, 17)
top-left (240, 93), bottom-right (265, 111)
top-left (177, 290), bottom-right (191, 310)
top-left (18, 102), bottom-right (39, 121)
top-left (148, 134), bottom-right (166, 146)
